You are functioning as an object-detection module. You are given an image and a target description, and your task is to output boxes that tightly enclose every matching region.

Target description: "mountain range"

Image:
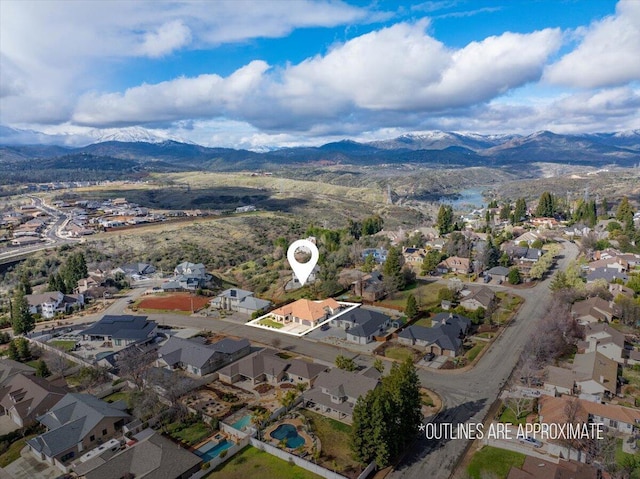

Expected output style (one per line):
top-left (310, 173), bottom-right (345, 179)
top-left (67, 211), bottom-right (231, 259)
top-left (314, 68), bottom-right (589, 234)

top-left (1, 126), bottom-right (639, 179)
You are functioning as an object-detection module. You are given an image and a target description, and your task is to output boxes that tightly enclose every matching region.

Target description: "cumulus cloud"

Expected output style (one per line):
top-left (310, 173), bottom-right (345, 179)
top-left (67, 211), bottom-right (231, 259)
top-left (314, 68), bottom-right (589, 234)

top-left (138, 20), bottom-right (192, 57)
top-left (544, 0), bottom-right (640, 88)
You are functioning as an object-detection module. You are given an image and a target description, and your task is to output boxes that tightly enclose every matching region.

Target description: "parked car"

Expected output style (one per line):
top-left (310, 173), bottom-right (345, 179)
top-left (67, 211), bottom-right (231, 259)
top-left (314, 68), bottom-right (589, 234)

top-left (518, 436), bottom-right (542, 448)
top-left (424, 352), bottom-right (435, 361)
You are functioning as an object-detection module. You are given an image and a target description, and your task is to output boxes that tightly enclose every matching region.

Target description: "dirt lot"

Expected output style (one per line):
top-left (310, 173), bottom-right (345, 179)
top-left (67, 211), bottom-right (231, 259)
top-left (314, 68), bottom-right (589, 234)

top-left (138, 293), bottom-right (210, 312)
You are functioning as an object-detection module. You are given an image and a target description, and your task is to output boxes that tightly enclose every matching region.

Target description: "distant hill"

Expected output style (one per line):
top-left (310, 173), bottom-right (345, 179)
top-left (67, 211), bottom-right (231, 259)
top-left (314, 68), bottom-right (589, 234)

top-left (1, 127), bottom-right (639, 180)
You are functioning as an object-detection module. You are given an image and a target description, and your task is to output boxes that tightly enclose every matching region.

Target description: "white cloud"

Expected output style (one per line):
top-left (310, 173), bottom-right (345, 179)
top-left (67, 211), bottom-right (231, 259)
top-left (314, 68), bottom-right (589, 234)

top-left (139, 20), bottom-right (192, 58)
top-left (544, 0), bottom-right (640, 88)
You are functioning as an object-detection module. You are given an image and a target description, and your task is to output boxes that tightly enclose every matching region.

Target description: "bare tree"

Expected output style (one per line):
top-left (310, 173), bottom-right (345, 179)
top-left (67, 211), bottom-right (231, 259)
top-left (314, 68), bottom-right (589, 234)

top-left (116, 346), bottom-right (156, 390)
top-left (49, 354), bottom-right (70, 378)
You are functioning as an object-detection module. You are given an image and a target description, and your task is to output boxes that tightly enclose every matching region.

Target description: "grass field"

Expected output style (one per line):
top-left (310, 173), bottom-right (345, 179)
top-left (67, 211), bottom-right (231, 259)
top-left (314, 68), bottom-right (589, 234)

top-left (102, 391), bottom-right (131, 404)
top-left (257, 318), bottom-right (285, 329)
top-left (207, 445), bottom-right (323, 479)
top-left (48, 340), bottom-right (77, 351)
top-left (385, 345), bottom-right (417, 362)
top-left (0, 434), bottom-right (38, 467)
top-left (413, 317), bottom-right (432, 327)
top-left (615, 439), bottom-right (640, 479)
top-left (499, 399), bottom-right (533, 425)
top-left (465, 342), bottom-right (486, 363)
top-left (166, 421), bottom-right (212, 446)
top-left (300, 410), bottom-right (360, 474)
top-left (378, 281), bottom-right (447, 309)
top-left (467, 446), bottom-right (525, 479)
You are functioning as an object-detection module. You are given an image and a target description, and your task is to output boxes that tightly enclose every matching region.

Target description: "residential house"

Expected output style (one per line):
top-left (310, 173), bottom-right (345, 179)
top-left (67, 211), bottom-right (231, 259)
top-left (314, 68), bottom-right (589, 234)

top-left (513, 231), bottom-right (541, 245)
top-left (507, 456), bottom-right (597, 479)
top-left (157, 336), bottom-right (250, 376)
top-left (397, 313), bottom-right (471, 357)
top-left (330, 307), bottom-right (391, 344)
top-left (80, 315), bottom-right (157, 348)
top-left (485, 266), bottom-right (510, 283)
top-left (459, 286), bottom-right (496, 312)
top-left (504, 245), bottom-right (542, 277)
top-left (74, 429), bottom-right (201, 479)
top-left (287, 265), bottom-right (320, 290)
top-left (572, 351), bottom-right (618, 397)
top-left (352, 271), bottom-right (386, 302)
top-left (11, 236), bottom-right (42, 246)
top-left (27, 394), bottom-right (131, 472)
top-left (436, 256), bottom-right (471, 275)
top-left (269, 298), bottom-right (344, 328)
top-left (162, 261), bottom-right (208, 291)
top-left (583, 323), bottom-right (627, 364)
top-left (217, 348), bottom-right (289, 385)
top-left (285, 359), bottom-right (329, 387)
top-left (0, 374), bottom-right (66, 427)
top-left (402, 247), bottom-right (427, 265)
top-left (588, 257), bottom-right (628, 274)
top-left (543, 366), bottom-right (576, 396)
top-left (0, 358), bottom-right (35, 385)
top-left (26, 291), bottom-right (84, 319)
top-left (112, 262), bottom-right (156, 278)
top-left (571, 296), bottom-right (620, 324)
top-left (586, 267), bottom-right (628, 284)
top-left (539, 395), bottom-right (640, 436)
top-left (361, 248), bottom-right (388, 264)
top-left (609, 283), bottom-right (635, 299)
top-left (304, 368), bottom-right (379, 423)
top-left (210, 288), bottom-right (272, 315)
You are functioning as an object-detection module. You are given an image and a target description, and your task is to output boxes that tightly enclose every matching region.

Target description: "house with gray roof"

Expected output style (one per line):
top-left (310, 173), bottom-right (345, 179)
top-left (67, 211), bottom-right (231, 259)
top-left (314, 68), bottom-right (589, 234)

top-left (0, 373), bottom-right (66, 428)
top-left (398, 313), bottom-right (471, 357)
top-left (459, 286), bottom-right (496, 311)
top-left (80, 315), bottom-right (157, 348)
top-left (113, 262), bottom-right (156, 278)
top-left (331, 307), bottom-right (391, 344)
top-left (486, 266), bottom-right (510, 282)
top-left (352, 271), bottom-right (386, 302)
top-left (304, 368), bottom-right (380, 423)
top-left (0, 358), bottom-right (35, 385)
top-left (211, 288), bottom-right (272, 315)
top-left (586, 267), bottom-right (629, 284)
top-left (74, 430), bottom-right (201, 479)
top-left (162, 261), bottom-right (209, 291)
top-left (27, 393), bottom-right (131, 472)
top-left (157, 336), bottom-right (250, 376)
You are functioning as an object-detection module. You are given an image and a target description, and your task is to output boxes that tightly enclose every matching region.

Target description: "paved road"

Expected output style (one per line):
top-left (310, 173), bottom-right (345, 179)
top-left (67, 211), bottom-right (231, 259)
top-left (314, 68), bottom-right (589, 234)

top-left (388, 239), bottom-right (579, 479)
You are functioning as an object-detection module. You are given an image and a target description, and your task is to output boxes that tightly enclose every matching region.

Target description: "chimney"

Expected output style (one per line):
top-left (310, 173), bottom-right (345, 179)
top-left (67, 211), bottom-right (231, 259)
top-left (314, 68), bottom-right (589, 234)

top-left (600, 375), bottom-right (605, 384)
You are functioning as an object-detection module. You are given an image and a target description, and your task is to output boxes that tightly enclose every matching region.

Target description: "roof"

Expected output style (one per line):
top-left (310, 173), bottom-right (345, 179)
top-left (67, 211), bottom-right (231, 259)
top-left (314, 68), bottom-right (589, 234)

top-left (545, 366), bottom-right (576, 391)
top-left (539, 395), bottom-right (640, 427)
top-left (25, 291), bottom-right (62, 307)
top-left (507, 456), bottom-right (598, 479)
top-left (313, 368), bottom-right (379, 401)
top-left (0, 373), bottom-right (66, 424)
top-left (0, 358), bottom-right (35, 385)
top-left (218, 348), bottom-right (288, 380)
top-left (572, 351), bottom-right (618, 391)
top-left (81, 315), bottom-right (157, 341)
top-left (571, 296), bottom-right (618, 321)
top-left (217, 288), bottom-right (254, 300)
top-left (340, 308), bottom-right (391, 338)
top-left (586, 267), bottom-right (628, 283)
top-left (28, 393), bottom-right (130, 457)
top-left (460, 286), bottom-right (495, 309)
top-left (398, 313), bottom-right (471, 352)
top-left (120, 262), bottom-right (155, 275)
top-left (271, 298), bottom-right (341, 322)
top-left (486, 266), bottom-right (510, 276)
top-left (158, 336), bottom-right (249, 369)
top-left (174, 262), bottom-right (206, 278)
top-left (74, 431), bottom-right (201, 479)
top-left (584, 323), bottom-right (626, 348)
top-left (286, 359), bottom-right (328, 380)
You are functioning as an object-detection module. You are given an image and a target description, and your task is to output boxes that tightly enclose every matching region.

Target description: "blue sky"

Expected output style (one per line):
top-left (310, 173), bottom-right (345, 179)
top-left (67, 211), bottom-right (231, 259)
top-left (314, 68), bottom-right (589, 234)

top-left (0, 0), bottom-right (638, 148)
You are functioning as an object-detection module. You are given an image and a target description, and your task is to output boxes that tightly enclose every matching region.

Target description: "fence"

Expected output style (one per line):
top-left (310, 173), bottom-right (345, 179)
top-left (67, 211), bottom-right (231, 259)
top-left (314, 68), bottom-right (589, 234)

top-left (189, 435), bottom-right (251, 479)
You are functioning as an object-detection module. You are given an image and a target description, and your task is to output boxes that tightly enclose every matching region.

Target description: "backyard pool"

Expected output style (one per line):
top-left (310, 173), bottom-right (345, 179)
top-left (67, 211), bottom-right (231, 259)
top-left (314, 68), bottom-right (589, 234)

top-left (231, 414), bottom-right (252, 431)
top-left (270, 423), bottom-right (306, 449)
top-left (195, 439), bottom-right (234, 462)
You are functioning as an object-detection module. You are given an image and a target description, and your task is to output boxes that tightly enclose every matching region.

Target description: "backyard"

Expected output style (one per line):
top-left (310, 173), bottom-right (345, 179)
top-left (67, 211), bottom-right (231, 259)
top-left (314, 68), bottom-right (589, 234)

top-left (377, 281), bottom-right (448, 310)
top-left (207, 445), bottom-right (323, 479)
top-left (48, 340), bottom-right (77, 352)
top-left (467, 446), bottom-right (525, 479)
top-left (300, 410), bottom-right (361, 476)
top-left (164, 419), bottom-right (213, 446)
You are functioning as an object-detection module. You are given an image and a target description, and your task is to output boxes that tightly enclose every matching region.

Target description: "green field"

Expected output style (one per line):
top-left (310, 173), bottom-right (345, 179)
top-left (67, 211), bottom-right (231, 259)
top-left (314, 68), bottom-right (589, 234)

top-left (257, 318), bottom-right (285, 329)
top-left (166, 421), bottom-right (212, 446)
top-left (208, 445), bottom-right (323, 479)
top-left (48, 340), bottom-right (77, 351)
top-left (378, 281), bottom-right (448, 309)
top-left (467, 446), bottom-right (526, 479)
top-left (413, 317), bottom-right (432, 327)
top-left (385, 346), bottom-right (417, 362)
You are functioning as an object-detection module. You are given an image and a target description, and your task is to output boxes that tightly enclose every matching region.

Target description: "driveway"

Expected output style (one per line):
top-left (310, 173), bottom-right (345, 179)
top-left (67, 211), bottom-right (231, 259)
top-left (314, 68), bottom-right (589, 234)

top-left (3, 449), bottom-right (60, 479)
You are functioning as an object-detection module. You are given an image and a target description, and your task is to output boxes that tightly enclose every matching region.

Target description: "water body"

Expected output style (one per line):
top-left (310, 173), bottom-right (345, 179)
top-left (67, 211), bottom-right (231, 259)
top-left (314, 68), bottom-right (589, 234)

top-left (440, 187), bottom-right (486, 209)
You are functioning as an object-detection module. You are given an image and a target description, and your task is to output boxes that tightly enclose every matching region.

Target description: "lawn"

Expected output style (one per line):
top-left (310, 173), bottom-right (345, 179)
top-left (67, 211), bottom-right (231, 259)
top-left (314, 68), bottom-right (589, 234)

top-left (0, 433), bottom-right (38, 467)
top-left (207, 445), bottom-right (323, 479)
top-left (413, 317), bottom-right (432, 327)
top-left (467, 446), bottom-right (526, 479)
top-left (499, 399), bottom-right (533, 425)
top-left (300, 410), bottom-right (361, 474)
top-left (615, 439), bottom-right (640, 479)
top-left (102, 391), bottom-right (130, 404)
top-left (48, 340), bottom-right (77, 351)
top-left (385, 346), bottom-right (417, 362)
top-left (378, 281), bottom-right (447, 309)
top-left (465, 342), bottom-right (486, 363)
top-left (257, 318), bottom-right (285, 329)
top-left (166, 421), bottom-right (212, 446)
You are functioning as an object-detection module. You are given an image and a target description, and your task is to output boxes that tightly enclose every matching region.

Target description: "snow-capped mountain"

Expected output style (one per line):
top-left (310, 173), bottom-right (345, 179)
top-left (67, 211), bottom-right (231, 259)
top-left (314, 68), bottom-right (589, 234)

top-left (368, 131), bottom-right (518, 151)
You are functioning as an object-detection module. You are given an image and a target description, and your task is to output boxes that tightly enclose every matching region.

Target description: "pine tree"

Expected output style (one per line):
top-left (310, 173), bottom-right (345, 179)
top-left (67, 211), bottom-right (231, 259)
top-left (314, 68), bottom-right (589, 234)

top-left (535, 192), bottom-right (555, 217)
top-left (508, 267), bottom-right (521, 285)
top-left (405, 294), bottom-right (418, 318)
top-left (35, 359), bottom-right (50, 377)
top-left (437, 205), bottom-right (454, 235)
top-left (382, 247), bottom-right (405, 292)
top-left (11, 290), bottom-right (34, 336)
top-left (362, 254), bottom-right (376, 273)
top-left (15, 338), bottom-right (30, 361)
top-left (499, 203), bottom-right (511, 220)
top-left (7, 341), bottom-right (19, 360)
top-left (19, 275), bottom-right (32, 295)
top-left (513, 198), bottom-right (527, 223)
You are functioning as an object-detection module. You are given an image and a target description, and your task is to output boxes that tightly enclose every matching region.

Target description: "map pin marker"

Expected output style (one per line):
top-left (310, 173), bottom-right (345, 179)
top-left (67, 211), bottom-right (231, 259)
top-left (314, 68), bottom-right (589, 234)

top-left (287, 239), bottom-right (319, 286)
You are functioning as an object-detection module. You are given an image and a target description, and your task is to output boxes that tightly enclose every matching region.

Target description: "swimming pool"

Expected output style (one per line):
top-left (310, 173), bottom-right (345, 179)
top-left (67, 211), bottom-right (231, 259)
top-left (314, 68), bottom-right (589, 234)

top-left (195, 439), bottom-right (234, 462)
top-left (231, 414), bottom-right (252, 431)
top-left (270, 423), bottom-right (305, 449)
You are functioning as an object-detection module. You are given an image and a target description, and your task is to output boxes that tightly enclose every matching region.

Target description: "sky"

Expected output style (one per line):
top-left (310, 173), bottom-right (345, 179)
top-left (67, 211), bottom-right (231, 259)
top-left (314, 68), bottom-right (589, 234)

top-left (0, 0), bottom-right (639, 149)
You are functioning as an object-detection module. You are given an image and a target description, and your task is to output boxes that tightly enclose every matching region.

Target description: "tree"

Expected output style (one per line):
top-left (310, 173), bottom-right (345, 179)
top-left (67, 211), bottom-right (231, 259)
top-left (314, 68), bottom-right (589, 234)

top-left (116, 346), bottom-right (156, 390)
top-left (11, 289), bottom-right (34, 335)
top-left (50, 354), bottom-right (70, 377)
top-left (421, 250), bottom-right (442, 275)
top-left (535, 191), bottom-right (555, 217)
top-left (335, 354), bottom-right (357, 371)
top-left (35, 359), bottom-right (50, 378)
top-left (507, 267), bottom-right (521, 285)
top-left (362, 254), bottom-right (376, 273)
top-left (436, 205), bottom-right (454, 235)
top-left (15, 338), bottom-right (31, 361)
top-left (361, 215), bottom-right (384, 236)
top-left (405, 294), bottom-right (418, 319)
top-left (481, 236), bottom-right (500, 269)
top-left (382, 247), bottom-right (405, 293)
top-left (513, 198), bottom-right (527, 223)
top-left (280, 390), bottom-right (298, 412)
top-left (77, 366), bottom-right (111, 393)
top-left (499, 203), bottom-right (511, 221)
top-left (7, 341), bottom-right (19, 361)
top-left (19, 275), bottom-right (32, 295)
top-left (373, 358), bottom-right (385, 374)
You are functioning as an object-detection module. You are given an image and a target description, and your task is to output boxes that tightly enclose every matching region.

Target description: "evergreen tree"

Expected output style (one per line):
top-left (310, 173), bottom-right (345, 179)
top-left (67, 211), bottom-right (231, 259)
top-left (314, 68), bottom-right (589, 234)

top-left (15, 338), bottom-right (30, 361)
top-left (362, 254), bottom-right (376, 273)
top-left (616, 197), bottom-right (634, 223)
top-left (11, 290), bottom-right (34, 335)
top-left (436, 205), bottom-right (454, 235)
top-left (7, 341), bottom-right (19, 361)
top-left (35, 359), bottom-right (50, 378)
top-left (508, 267), bottom-right (521, 285)
top-left (19, 275), bottom-right (32, 295)
top-left (513, 198), bottom-right (527, 223)
top-left (405, 294), bottom-right (418, 318)
top-left (600, 197), bottom-right (609, 218)
top-left (499, 203), bottom-right (511, 220)
top-left (362, 215), bottom-right (384, 236)
top-left (482, 236), bottom-right (500, 269)
top-left (535, 191), bottom-right (555, 217)
top-left (382, 247), bottom-right (406, 292)
top-left (421, 250), bottom-right (442, 276)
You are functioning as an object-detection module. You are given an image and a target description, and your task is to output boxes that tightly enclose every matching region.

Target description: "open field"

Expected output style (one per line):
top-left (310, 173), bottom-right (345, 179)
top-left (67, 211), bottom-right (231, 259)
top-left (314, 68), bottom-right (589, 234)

top-left (467, 446), bottom-right (525, 479)
top-left (138, 293), bottom-right (210, 312)
top-left (377, 280), bottom-right (447, 310)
